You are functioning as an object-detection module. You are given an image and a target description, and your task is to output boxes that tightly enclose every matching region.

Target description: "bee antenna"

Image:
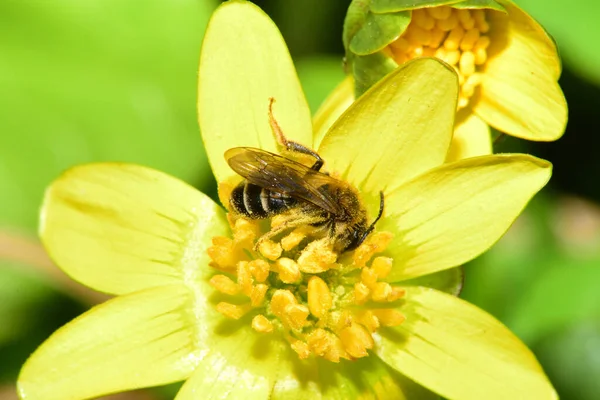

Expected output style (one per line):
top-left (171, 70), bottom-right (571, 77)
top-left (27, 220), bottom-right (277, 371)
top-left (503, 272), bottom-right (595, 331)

top-left (359, 191), bottom-right (385, 244)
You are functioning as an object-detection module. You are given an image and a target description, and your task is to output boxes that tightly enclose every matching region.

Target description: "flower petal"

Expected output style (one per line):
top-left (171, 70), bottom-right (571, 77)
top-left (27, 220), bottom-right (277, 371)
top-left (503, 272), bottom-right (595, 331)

top-left (40, 163), bottom-right (229, 295)
top-left (399, 267), bottom-right (463, 296)
top-left (312, 76), bottom-right (355, 149)
top-left (472, 3), bottom-right (567, 141)
top-left (375, 286), bottom-right (557, 400)
top-left (380, 154), bottom-right (551, 281)
top-left (198, 1), bottom-right (312, 183)
top-left (176, 343), bottom-right (438, 400)
top-left (446, 111), bottom-right (492, 162)
top-left (318, 58), bottom-right (458, 194)
top-left (18, 285), bottom-right (200, 400)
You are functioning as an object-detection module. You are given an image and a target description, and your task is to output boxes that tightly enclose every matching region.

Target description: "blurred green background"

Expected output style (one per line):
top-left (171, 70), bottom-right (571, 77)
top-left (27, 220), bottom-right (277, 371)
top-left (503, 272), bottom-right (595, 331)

top-left (1, 0), bottom-right (599, 399)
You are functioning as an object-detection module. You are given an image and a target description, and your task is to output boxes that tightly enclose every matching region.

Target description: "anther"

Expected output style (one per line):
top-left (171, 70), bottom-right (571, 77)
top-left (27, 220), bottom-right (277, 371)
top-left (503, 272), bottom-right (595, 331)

top-left (339, 322), bottom-right (374, 358)
top-left (354, 282), bottom-right (371, 305)
top-left (250, 283), bottom-right (268, 307)
top-left (209, 274), bottom-right (240, 295)
top-left (275, 257), bottom-right (301, 283)
top-left (270, 289), bottom-right (297, 317)
top-left (371, 282), bottom-right (393, 302)
top-left (237, 261), bottom-right (254, 296)
top-left (258, 239), bottom-right (282, 260)
top-left (371, 256), bottom-right (393, 279)
top-left (248, 259), bottom-right (270, 282)
top-left (307, 276), bottom-right (333, 318)
top-left (372, 309), bottom-right (406, 327)
top-left (284, 304), bottom-right (310, 330)
top-left (216, 302), bottom-right (252, 320)
top-left (297, 238), bottom-right (338, 273)
top-left (252, 314), bottom-right (274, 333)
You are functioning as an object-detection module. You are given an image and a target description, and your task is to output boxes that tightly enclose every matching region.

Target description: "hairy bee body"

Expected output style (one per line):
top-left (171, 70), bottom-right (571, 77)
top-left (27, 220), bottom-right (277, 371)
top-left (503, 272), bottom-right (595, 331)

top-left (230, 182), bottom-right (298, 219)
top-left (225, 147), bottom-right (383, 253)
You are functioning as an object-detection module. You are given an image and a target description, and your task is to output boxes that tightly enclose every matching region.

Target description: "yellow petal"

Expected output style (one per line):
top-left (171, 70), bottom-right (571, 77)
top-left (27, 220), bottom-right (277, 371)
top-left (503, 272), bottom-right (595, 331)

top-left (198, 1), bottom-right (312, 183)
top-left (380, 154), bottom-right (551, 282)
top-left (473, 3), bottom-right (567, 141)
top-left (312, 75), bottom-right (355, 149)
top-left (446, 111), bottom-right (492, 162)
top-left (375, 286), bottom-right (557, 400)
top-left (40, 163), bottom-right (229, 295)
top-left (318, 58), bottom-right (458, 195)
top-left (18, 285), bottom-right (200, 400)
top-left (176, 347), bottom-right (437, 399)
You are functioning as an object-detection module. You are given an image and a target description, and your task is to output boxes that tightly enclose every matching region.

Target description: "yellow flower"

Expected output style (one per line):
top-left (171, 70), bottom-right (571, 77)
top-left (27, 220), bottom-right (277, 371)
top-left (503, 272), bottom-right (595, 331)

top-left (18, 1), bottom-right (556, 399)
top-left (329, 0), bottom-right (568, 161)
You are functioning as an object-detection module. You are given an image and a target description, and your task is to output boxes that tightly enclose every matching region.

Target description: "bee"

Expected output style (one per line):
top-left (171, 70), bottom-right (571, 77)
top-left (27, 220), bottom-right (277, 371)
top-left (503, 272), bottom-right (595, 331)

top-left (225, 144), bottom-right (384, 253)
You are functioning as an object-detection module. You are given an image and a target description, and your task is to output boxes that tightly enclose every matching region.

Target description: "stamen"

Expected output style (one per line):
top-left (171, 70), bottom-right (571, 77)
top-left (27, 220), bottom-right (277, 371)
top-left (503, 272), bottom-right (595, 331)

top-left (339, 322), bottom-right (374, 358)
top-left (297, 238), bottom-right (338, 273)
top-left (216, 302), bottom-right (251, 320)
top-left (252, 314), bottom-right (274, 333)
top-left (207, 207), bottom-right (405, 362)
top-left (258, 239), bottom-right (282, 260)
top-left (307, 276), bottom-right (333, 318)
top-left (209, 274), bottom-right (240, 295)
top-left (386, 6), bottom-right (491, 109)
top-left (275, 257), bottom-right (301, 283)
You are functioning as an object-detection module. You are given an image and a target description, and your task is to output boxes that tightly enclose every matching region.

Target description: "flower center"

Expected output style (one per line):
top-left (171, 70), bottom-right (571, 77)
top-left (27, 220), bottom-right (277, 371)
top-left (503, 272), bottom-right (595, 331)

top-left (384, 6), bottom-right (490, 109)
top-left (207, 215), bottom-right (405, 362)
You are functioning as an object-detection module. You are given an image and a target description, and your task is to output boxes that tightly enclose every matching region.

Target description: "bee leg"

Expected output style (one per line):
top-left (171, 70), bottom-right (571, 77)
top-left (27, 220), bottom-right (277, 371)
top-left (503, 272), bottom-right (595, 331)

top-left (268, 97), bottom-right (324, 171)
top-left (253, 214), bottom-right (327, 251)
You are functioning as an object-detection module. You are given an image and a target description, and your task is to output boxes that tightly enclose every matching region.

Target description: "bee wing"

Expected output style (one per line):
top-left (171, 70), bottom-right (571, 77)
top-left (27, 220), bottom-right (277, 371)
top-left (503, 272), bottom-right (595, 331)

top-left (225, 147), bottom-right (342, 215)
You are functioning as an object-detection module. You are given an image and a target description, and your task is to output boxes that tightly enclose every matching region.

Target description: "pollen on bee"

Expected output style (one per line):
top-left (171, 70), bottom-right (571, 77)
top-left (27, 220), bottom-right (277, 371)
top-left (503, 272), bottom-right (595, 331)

top-left (386, 6), bottom-right (492, 109)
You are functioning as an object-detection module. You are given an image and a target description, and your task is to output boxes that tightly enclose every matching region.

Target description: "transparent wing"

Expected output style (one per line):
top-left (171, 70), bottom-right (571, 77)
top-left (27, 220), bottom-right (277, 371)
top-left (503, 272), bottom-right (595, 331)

top-left (225, 147), bottom-right (342, 215)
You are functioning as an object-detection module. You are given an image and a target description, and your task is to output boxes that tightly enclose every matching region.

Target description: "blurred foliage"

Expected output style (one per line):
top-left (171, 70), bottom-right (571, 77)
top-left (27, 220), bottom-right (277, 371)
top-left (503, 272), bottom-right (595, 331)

top-left (1, 0), bottom-right (599, 399)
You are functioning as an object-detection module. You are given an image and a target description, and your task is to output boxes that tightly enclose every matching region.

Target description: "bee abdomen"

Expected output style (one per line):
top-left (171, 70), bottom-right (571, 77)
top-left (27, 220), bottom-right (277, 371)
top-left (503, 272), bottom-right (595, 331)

top-left (230, 182), bottom-right (296, 219)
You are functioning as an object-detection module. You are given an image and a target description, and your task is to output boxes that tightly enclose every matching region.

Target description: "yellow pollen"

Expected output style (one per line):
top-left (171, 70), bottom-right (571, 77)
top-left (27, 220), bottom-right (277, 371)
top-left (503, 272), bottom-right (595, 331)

top-left (250, 283), bottom-right (268, 307)
top-left (252, 314), bottom-right (274, 333)
top-left (209, 274), bottom-right (240, 295)
top-left (371, 256), bottom-right (393, 278)
top-left (297, 238), bottom-right (338, 273)
top-left (307, 276), bottom-right (333, 318)
top-left (207, 211), bottom-right (405, 362)
top-left (248, 259), bottom-right (270, 282)
top-left (258, 239), bottom-right (282, 260)
top-left (290, 338), bottom-right (311, 359)
top-left (237, 261), bottom-right (254, 296)
top-left (371, 282), bottom-right (393, 302)
top-left (275, 257), bottom-right (301, 283)
top-left (388, 6), bottom-right (491, 109)
top-left (354, 282), bottom-right (371, 305)
top-left (339, 322), bottom-right (374, 358)
top-left (283, 304), bottom-right (310, 330)
top-left (355, 310), bottom-right (380, 332)
top-left (216, 302), bottom-right (251, 320)
top-left (372, 309), bottom-right (406, 327)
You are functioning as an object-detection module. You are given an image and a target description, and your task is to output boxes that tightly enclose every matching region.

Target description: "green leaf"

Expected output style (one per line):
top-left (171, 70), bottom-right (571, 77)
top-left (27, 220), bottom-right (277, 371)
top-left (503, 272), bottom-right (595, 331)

top-left (352, 53), bottom-right (398, 97)
top-left (0, 0), bottom-right (217, 231)
top-left (453, 0), bottom-right (506, 11)
top-left (371, 0), bottom-right (462, 13)
top-left (349, 11), bottom-right (411, 55)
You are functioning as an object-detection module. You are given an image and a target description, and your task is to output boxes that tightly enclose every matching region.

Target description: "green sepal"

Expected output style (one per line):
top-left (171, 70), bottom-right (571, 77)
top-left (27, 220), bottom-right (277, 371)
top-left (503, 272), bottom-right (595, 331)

top-left (394, 267), bottom-right (464, 296)
top-left (349, 10), bottom-right (411, 56)
top-left (352, 52), bottom-right (398, 97)
top-left (343, 0), bottom-right (372, 51)
top-left (371, 0), bottom-right (462, 13)
top-left (452, 0), bottom-right (506, 12)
